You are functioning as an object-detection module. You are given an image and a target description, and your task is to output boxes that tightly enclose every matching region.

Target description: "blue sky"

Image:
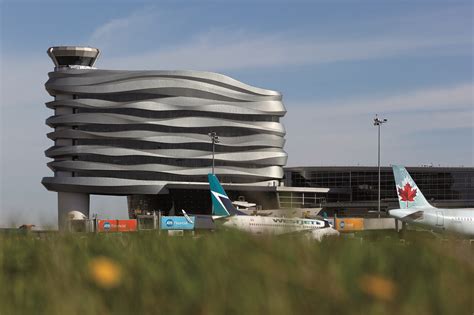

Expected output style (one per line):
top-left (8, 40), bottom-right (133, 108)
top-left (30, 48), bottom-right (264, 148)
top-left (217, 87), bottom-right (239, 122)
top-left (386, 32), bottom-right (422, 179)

top-left (1, 1), bottom-right (472, 226)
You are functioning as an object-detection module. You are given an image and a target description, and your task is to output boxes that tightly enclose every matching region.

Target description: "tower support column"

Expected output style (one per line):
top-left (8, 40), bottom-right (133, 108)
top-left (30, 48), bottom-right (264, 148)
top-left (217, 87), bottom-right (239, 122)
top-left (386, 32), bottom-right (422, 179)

top-left (58, 192), bottom-right (90, 230)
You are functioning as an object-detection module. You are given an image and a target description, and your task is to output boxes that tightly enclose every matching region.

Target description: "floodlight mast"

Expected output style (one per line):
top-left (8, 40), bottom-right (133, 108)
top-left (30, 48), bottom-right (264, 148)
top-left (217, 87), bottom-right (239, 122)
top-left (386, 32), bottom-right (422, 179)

top-left (373, 114), bottom-right (388, 218)
top-left (208, 132), bottom-right (220, 175)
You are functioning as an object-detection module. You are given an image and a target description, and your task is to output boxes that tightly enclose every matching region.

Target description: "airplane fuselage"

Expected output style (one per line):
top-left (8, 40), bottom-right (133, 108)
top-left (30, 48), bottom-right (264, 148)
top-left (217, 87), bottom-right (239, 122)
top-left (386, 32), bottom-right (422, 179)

top-left (390, 208), bottom-right (474, 237)
top-left (219, 215), bottom-right (339, 240)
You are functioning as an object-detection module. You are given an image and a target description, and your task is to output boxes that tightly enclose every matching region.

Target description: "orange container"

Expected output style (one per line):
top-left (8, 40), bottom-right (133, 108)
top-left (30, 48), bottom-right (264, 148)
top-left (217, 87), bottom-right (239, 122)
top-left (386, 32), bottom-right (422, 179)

top-left (98, 220), bottom-right (137, 232)
top-left (335, 218), bottom-right (364, 231)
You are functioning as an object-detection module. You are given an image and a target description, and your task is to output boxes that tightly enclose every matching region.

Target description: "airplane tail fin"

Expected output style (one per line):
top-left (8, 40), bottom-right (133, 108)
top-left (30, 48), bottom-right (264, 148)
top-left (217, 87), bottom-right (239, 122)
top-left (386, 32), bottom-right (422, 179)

top-left (208, 173), bottom-right (246, 217)
top-left (392, 165), bottom-right (433, 209)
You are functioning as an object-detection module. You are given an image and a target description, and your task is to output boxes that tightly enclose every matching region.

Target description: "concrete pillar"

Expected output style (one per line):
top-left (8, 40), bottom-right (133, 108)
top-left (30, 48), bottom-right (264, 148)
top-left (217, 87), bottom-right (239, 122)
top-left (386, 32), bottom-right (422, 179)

top-left (54, 94), bottom-right (83, 230)
top-left (58, 192), bottom-right (90, 230)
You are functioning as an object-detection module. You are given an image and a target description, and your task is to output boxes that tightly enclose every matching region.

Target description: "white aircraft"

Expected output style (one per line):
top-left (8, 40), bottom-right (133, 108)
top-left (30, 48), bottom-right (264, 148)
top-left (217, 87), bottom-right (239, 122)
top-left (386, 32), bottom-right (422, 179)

top-left (390, 165), bottom-right (474, 237)
top-left (208, 173), bottom-right (339, 241)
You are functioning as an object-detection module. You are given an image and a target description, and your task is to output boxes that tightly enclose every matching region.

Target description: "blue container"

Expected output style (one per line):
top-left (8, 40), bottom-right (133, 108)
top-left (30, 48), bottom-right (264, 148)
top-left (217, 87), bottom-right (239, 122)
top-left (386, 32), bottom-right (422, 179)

top-left (160, 216), bottom-right (195, 230)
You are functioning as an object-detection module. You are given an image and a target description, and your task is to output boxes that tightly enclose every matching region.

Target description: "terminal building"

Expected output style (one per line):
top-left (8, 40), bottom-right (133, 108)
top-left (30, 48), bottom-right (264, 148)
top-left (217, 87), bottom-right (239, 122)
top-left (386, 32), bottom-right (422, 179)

top-left (284, 166), bottom-right (474, 216)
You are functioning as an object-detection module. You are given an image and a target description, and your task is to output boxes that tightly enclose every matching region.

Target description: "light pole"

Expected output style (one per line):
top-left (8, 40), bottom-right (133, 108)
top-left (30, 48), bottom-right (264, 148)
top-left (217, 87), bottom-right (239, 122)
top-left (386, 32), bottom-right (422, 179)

top-left (208, 131), bottom-right (220, 175)
top-left (373, 114), bottom-right (388, 218)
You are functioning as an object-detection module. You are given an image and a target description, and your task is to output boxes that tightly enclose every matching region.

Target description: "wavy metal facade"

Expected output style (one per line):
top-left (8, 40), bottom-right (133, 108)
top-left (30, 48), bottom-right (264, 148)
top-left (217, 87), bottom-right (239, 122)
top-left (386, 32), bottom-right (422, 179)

top-left (42, 69), bottom-right (287, 195)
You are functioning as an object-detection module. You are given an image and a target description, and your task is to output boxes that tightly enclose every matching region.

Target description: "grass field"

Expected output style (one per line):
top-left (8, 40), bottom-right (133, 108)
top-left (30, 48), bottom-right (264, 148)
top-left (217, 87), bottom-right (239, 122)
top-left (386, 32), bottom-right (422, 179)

top-left (0, 231), bottom-right (472, 315)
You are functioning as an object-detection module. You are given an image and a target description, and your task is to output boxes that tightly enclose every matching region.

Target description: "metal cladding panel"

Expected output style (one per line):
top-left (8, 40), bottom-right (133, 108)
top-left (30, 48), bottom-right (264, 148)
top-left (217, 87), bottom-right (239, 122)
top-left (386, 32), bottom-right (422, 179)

top-left (43, 69), bottom-right (287, 194)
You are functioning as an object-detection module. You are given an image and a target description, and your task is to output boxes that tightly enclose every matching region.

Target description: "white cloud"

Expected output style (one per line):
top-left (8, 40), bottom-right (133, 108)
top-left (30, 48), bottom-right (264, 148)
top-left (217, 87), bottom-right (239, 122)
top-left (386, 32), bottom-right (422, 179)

top-left (90, 15), bottom-right (137, 44)
top-left (296, 83), bottom-right (474, 118)
top-left (102, 32), bottom-right (471, 71)
top-left (88, 7), bottom-right (157, 50)
top-left (284, 83), bottom-right (473, 167)
top-left (85, 5), bottom-right (472, 71)
top-left (285, 108), bottom-right (473, 167)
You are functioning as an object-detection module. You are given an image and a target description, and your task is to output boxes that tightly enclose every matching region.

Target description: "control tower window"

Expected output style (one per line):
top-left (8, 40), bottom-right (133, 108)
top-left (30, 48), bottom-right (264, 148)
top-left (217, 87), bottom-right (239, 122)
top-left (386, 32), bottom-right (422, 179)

top-left (55, 56), bottom-right (94, 67)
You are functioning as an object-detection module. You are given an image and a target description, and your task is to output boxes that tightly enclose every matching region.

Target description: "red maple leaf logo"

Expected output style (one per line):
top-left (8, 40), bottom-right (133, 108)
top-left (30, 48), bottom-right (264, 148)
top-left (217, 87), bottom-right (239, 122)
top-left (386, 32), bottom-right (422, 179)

top-left (398, 182), bottom-right (417, 208)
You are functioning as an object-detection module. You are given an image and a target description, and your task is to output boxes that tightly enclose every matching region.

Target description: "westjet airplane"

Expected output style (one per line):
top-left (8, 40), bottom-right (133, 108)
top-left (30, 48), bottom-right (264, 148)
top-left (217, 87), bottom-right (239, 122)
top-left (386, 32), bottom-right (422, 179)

top-left (390, 165), bottom-right (474, 237)
top-left (208, 173), bottom-right (339, 241)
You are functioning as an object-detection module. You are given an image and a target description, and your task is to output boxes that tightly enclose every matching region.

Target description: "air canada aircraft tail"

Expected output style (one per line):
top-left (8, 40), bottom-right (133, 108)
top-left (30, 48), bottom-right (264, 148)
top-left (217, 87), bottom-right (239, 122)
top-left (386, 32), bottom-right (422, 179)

top-left (392, 165), bottom-right (433, 209)
top-left (208, 173), bottom-right (246, 217)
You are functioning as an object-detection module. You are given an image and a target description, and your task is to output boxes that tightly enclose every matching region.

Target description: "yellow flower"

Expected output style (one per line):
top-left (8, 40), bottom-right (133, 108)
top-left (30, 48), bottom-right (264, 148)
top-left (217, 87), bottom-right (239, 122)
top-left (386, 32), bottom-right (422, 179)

top-left (89, 256), bottom-right (122, 289)
top-left (359, 274), bottom-right (397, 302)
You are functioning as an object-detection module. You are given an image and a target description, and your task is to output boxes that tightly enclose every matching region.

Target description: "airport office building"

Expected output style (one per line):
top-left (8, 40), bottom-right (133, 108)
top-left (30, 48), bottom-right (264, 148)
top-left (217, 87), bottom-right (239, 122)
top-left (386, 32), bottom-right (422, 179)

top-left (42, 46), bottom-right (474, 228)
top-left (43, 46), bottom-right (324, 228)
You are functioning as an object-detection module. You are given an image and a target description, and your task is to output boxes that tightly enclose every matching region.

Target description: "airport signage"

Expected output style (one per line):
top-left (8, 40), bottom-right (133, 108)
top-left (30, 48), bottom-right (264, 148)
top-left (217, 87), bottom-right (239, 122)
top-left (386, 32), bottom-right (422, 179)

top-left (160, 216), bottom-right (195, 230)
top-left (97, 220), bottom-right (137, 232)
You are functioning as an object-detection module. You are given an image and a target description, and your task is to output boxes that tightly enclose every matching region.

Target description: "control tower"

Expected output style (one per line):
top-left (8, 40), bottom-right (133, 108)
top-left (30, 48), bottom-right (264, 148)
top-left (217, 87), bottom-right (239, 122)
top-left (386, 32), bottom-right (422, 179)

top-left (43, 46), bottom-right (288, 230)
top-left (47, 46), bottom-right (100, 69)
top-left (46, 46), bottom-right (100, 229)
